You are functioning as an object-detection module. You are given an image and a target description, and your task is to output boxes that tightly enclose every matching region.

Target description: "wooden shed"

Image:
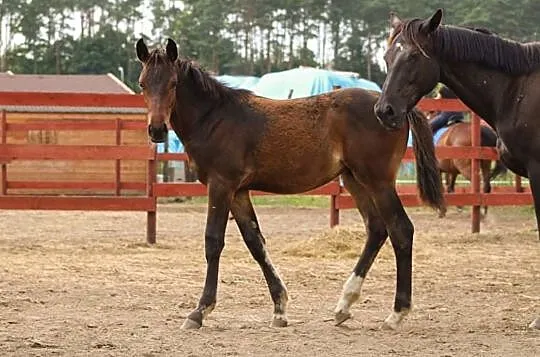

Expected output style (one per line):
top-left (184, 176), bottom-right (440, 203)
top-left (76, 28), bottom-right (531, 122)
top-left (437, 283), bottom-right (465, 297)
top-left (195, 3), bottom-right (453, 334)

top-left (0, 72), bottom-right (148, 195)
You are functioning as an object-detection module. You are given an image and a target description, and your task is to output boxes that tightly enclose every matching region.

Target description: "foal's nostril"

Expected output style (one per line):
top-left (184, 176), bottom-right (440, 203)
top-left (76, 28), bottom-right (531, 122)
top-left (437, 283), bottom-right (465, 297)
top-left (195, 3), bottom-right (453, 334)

top-left (384, 104), bottom-right (395, 117)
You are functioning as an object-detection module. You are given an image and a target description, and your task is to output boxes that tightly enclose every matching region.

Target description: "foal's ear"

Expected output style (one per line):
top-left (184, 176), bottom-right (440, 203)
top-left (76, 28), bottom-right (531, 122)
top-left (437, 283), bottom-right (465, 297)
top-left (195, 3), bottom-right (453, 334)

top-left (421, 8), bottom-right (443, 34)
top-left (389, 11), bottom-right (402, 29)
top-left (136, 38), bottom-right (149, 63)
top-left (166, 38), bottom-right (178, 62)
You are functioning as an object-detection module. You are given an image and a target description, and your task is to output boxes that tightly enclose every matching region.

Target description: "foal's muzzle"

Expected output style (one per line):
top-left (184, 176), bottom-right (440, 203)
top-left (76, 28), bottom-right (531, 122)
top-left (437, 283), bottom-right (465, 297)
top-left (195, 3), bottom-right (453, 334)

top-left (147, 123), bottom-right (168, 143)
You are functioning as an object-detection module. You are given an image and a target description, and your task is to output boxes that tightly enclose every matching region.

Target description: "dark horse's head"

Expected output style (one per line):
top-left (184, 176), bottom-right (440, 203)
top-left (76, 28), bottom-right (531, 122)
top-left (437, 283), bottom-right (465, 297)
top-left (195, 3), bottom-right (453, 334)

top-left (374, 9), bottom-right (444, 130)
top-left (136, 38), bottom-right (179, 143)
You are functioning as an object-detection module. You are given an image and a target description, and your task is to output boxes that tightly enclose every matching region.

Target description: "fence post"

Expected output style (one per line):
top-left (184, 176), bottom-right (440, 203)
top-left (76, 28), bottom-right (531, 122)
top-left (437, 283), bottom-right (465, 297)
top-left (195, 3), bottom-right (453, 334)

top-left (515, 175), bottom-right (523, 192)
top-left (471, 113), bottom-right (481, 233)
top-left (1, 110), bottom-right (7, 196)
top-left (115, 118), bottom-right (121, 196)
top-left (146, 144), bottom-right (157, 244)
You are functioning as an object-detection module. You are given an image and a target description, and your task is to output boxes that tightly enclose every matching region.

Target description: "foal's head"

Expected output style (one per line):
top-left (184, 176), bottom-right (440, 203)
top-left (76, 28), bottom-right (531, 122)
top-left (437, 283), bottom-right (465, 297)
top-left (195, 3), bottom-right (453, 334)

top-left (375, 9), bottom-right (443, 130)
top-left (136, 38), bottom-right (179, 143)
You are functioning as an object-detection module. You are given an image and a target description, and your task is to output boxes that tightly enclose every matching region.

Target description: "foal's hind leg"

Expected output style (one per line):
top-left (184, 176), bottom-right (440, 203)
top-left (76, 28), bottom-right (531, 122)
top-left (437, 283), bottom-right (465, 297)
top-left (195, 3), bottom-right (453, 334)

top-left (230, 190), bottom-right (289, 327)
top-left (334, 172), bottom-right (389, 325)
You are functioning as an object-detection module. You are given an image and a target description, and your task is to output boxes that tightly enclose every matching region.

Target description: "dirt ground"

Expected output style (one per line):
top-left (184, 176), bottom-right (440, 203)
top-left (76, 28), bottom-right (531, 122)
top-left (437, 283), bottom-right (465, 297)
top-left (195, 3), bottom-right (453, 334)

top-left (0, 203), bottom-right (538, 356)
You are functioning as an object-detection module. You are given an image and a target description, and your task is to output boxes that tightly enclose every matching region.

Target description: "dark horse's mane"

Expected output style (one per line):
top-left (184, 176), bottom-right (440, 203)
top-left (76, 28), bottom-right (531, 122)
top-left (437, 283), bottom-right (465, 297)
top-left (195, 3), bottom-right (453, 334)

top-left (147, 49), bottom-right (251, 104)
top-left (401, 19), bottom-right (540, 75)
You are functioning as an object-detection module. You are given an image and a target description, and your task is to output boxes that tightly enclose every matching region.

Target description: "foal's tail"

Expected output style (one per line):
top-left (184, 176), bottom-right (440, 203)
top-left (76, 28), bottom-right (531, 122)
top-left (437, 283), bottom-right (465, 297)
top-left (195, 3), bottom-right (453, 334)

top-left (408, 110), bottom-right (447, 216)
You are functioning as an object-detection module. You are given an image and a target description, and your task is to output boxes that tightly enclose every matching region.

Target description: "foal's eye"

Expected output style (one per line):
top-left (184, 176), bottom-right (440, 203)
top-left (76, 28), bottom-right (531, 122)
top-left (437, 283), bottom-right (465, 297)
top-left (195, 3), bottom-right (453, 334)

top-left (139, 82), bottom-right (145, 89)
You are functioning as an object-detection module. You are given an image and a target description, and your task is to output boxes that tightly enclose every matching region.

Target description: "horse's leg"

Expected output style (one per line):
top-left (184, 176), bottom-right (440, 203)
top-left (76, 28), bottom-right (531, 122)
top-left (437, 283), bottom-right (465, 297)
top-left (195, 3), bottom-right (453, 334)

top-left (481, 160), bottom-right (492, 217)
top-left (526, 161), bottom-right (540, 328)
top-left (230, 190), bottom-right (289, 327)
top-left (181, 181), bottom-right (232, 329)
top-left (334, 172), bottom-right (389, 325)
top-left (447, 172), bottom-right (457, 194)
top-left (368, 183), bottom-right (415, 330)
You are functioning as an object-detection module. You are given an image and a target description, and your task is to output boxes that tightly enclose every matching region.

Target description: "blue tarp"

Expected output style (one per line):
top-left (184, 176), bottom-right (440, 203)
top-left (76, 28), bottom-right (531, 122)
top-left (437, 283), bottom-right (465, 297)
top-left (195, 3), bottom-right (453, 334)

top-left (253, 67), bottom-right (381, 99)
top-left (215, 75), bottom-right (260, 90)
top-left (156, 132), bottom-right (184, 154)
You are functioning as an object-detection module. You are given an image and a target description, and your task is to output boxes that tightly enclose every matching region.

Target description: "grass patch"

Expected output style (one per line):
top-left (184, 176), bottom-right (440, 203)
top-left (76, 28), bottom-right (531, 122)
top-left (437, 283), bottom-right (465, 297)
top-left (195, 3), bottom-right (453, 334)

top-left (159, 195), bottom-right (329, 208)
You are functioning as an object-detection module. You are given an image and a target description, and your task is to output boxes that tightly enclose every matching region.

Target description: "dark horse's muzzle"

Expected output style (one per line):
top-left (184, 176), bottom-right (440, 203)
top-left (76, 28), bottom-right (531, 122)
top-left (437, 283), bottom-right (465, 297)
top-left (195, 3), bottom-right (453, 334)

top-left (374, 101), bottom-right (406, 131)
top-left (147, 122), bottom-right (168, 143)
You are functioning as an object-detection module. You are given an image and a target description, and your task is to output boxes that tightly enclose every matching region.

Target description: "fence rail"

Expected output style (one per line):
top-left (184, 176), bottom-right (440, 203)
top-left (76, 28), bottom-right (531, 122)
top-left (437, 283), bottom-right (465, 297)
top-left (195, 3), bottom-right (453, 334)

top-left (0, 92), bottom-right (532, 243)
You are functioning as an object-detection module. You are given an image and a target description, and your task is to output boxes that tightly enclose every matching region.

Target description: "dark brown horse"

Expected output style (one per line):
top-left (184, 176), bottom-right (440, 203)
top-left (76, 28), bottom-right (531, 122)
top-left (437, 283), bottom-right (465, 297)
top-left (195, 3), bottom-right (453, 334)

top-left (136, 38), bottom-right (445, 330)
top-left (432, 121), bottom-right (506, 216)
top-left (374, 8), bottom-right (539, 329)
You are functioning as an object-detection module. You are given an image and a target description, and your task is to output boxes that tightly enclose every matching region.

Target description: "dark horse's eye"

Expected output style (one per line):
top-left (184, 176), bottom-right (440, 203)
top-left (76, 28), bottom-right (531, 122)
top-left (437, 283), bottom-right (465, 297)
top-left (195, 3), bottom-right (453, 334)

top-left (139, 82), bottom-right (145, 89)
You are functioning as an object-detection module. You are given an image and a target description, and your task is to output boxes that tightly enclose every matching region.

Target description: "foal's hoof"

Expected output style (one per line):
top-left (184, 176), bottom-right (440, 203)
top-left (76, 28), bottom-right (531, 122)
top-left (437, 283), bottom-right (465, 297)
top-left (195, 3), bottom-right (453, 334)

top-left (381, 320), bottom-right (399, 331)
top-left (529, 317), bottom-right (540, 329)
top-left (334, 311), bottom-right (352, 326)
top-left (181, 318), bottom-right (202, 330)
top-left (438, 207), bottom-right (447, 218)
top-left (271, 316), bottom-right (288, 328)
top-left (381, 311), bottom-right (407, 331)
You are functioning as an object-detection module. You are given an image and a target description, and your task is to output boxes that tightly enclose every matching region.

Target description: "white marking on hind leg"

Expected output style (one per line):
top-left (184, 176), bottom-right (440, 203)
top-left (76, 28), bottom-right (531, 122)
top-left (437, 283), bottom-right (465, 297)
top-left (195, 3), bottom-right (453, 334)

top-left (334, 273), bottom-right (364, 316)
top-left (263, 254), bottom-right (289, 326)
top-left (382, 308), bottom-right (410, 330)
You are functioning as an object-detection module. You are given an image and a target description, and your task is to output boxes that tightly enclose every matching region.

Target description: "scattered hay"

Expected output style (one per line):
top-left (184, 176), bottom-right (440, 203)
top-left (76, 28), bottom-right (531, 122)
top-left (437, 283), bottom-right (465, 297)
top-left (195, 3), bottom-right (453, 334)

top-left (280, 226), bottom-right (399, 260)
top-left (280, 226), bottom-right (367, 259)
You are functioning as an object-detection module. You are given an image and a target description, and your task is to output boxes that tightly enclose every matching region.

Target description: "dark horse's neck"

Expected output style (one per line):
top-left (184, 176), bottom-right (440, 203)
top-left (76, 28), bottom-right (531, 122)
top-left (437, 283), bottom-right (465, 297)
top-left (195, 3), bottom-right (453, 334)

top-left (439, 62), bottom-right (521, 129)
top-left (170, 60), bottom-right (250, 145)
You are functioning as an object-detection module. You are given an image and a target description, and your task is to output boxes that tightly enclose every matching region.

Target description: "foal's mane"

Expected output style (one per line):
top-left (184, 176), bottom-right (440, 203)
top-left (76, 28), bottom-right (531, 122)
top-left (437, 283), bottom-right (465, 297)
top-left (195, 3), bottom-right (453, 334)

top-left (147, 49), bottom-right (251, 104)
top-left (399, 19), bottom-right (540, 75)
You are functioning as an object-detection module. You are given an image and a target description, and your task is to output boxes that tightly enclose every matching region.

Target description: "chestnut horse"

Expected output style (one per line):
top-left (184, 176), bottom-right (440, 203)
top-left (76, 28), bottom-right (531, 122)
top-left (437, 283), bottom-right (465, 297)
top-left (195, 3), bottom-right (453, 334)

top-left (432, 122), bottom-right (506, 216)
top-left (136, 38), bottom-right (445, 330)
top-left (374, 8), bottom-right (538, 329)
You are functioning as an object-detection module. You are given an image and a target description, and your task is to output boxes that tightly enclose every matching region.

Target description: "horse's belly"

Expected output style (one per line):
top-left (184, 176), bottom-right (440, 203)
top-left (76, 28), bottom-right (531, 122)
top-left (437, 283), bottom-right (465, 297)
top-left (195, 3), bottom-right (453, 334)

top-left (249, 149), bottom-right (343, 194)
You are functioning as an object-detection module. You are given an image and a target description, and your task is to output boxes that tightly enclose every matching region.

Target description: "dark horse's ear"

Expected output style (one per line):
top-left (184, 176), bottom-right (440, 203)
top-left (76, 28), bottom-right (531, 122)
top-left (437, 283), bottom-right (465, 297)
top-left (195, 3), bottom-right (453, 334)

top-left (166, 38), bottom-right (178, 62)
top-left (389, 11), bottom-right (402, 30)
top-left (136, 38), bottom-right (149, 63)
top-left (421, 8), bottom-right (443, 35)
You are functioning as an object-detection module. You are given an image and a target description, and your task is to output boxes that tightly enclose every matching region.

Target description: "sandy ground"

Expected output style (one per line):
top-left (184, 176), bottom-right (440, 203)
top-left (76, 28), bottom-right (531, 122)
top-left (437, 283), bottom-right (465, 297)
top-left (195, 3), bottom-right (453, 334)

top-left (0, 203), bottom-right (538, 356)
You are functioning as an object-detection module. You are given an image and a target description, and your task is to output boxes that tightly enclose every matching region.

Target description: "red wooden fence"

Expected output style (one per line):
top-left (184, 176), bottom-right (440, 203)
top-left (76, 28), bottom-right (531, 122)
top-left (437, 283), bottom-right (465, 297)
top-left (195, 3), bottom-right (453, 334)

top-left (0, 92), bottom-right (532, 243)
top-left (0, 92), bottom-right (158, 243)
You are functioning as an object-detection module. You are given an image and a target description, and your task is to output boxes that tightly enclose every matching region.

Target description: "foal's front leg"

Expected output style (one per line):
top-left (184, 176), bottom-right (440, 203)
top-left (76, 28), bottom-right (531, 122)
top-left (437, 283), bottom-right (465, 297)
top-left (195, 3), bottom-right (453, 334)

top-left (181, 182), bottom-right (232, 329)
top-left (231, 190), bottom-right (289, 327)
top-left (370, 186), bottom-right (415, 330)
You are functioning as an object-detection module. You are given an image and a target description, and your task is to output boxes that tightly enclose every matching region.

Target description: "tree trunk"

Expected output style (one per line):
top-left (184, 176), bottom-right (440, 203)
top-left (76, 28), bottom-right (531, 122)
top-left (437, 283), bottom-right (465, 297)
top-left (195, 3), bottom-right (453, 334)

top-left (0, 14), bottom-right (4, 71)
top-left (260, 28), bottom-right (264, 66)
top-left (249, 26), bottom-right (255, 74)
top-left (80, 12), bottom-right (85, 38)
top-left (55, 41), bottom-right (61, 74)
top-left (331, 18), bottom-right (341, 68)
top-left (302, 17), bottom-right (308, 50)
top-left (288, 19), bottom-right (294, 69)
top-left (366, 33), bottom-right (372, 80)
top-left (266, 29), bottom-right (271, 73)
top-left (321, 21), bottom-right (327, 67)
top-left (243, 28), bottom-right (249, 65)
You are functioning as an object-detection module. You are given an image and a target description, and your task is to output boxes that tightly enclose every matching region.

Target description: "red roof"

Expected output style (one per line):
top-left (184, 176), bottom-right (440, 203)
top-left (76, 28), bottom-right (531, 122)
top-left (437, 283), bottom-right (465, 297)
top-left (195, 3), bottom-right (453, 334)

top-left (0, 72), bottom-right (134, 94)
